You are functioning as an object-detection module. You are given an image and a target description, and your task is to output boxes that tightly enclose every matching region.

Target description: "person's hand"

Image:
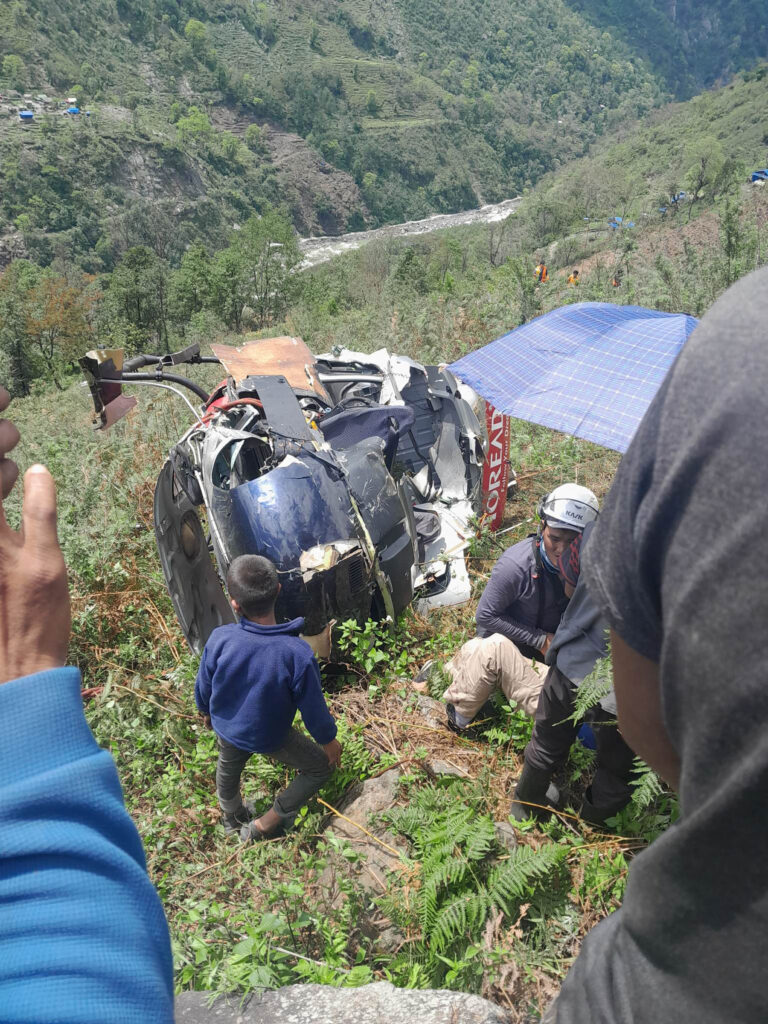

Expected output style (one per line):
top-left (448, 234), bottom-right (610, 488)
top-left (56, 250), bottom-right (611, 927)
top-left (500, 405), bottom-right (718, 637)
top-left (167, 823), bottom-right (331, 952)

top-left (0, 387), bottom-right (20, 499)
top-left (0, 389), bottom-right (70, 684)
top-left (301, 619), bottom-right (336, 661)
top-left (323, 737), bottom-right (342, 769)
top-left (540, 633), bottom-right (554, 657)
top-left (202, 713), bottom-right (212, 729)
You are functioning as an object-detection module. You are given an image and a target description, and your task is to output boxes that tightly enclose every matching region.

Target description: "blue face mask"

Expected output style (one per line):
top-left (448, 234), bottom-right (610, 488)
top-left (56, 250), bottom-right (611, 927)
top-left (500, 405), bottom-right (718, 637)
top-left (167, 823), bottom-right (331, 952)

top-left (538, 533), bottom-right (558, 572)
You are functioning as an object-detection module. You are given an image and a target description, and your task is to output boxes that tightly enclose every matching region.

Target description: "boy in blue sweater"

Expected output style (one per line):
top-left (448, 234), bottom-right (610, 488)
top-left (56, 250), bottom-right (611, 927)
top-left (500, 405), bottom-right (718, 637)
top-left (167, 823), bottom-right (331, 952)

top-left (195, 554), bottom-right (342, 842)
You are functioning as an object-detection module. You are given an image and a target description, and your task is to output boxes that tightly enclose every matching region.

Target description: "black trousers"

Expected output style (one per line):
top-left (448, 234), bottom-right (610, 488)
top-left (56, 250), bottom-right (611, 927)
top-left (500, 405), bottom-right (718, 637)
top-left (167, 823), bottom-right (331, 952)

top-left (216, 728), bottom-right (333, 824)
top-left (525, 665), bottom-right (635, 813)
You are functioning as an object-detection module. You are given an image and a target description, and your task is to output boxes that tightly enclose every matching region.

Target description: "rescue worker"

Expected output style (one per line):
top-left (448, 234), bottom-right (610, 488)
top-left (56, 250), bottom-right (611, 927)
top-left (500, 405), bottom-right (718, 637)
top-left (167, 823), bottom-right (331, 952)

top-left (567, 270), bottom-right (580, 286)
top-left (509, 521), bottom-right (635, 826)
top-left (432, 485), bottom-right (600, 731)
top-left (534, 261), bottom-right (549, 283)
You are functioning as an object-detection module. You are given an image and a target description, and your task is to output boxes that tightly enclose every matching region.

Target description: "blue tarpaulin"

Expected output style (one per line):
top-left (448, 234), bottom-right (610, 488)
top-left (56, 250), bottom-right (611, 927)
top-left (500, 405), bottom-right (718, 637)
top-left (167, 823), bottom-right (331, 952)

top-left (449, 302), bottom-right (699, 452)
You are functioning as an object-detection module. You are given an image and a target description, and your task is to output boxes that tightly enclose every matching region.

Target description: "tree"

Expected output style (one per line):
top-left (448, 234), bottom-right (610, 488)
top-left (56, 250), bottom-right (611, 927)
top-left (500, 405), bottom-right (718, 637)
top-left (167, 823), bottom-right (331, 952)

top-left (25, 273), bottom-right (98, 389)
top-left (210, 247), bottom-right (250, 332)
top-left (365, 90), bottom-right (379, 116)
top-left (0, 260), bottom-right (39, 396)
top-left (502, 257), bottom-right (541, 325)
top-left (244, 123), bottom-right (265, 153)
top-left (684, 137), bottom-right (725, 217)
top-left (184, 19), bottom-right (208, 57)
top-left (170, 244), bottom-right (213, 327)
top-left (108, 246), bottom-right (170, 350)
top-left (718, 199), bottom-right (753, 288)
top-left (232, 209), bottom-right (303, 328)
top-left (211, 209), bottom-right (302, 331)
top-left (2, 55), bottom-right (25, 91)
top-left (176, 106), bottom-right (214, 146)
top-left (219, 132), bottom-right (242, 162)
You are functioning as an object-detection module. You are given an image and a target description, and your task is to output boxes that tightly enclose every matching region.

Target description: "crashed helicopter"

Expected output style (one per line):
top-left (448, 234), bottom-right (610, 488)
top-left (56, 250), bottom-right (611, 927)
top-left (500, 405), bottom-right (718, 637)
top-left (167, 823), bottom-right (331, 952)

top-left (81, 336), bottom-right (513, 654)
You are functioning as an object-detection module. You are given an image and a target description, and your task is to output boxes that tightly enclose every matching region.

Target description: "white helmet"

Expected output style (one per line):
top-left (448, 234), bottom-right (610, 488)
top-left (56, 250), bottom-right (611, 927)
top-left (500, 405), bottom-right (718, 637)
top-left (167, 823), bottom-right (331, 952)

top-left (541, 484), bottom-right (599, 532)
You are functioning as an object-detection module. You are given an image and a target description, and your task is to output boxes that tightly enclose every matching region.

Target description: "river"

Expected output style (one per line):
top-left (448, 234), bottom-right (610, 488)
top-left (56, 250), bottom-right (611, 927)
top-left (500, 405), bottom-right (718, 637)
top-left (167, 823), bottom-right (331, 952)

top-left (299, 196), bottom-right (521, 268)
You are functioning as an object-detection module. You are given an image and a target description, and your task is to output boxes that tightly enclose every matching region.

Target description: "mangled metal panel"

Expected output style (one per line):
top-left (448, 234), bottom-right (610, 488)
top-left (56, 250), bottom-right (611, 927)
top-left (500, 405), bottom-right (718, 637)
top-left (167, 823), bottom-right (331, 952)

top-left (211, 336), bottom-right (329, 400)
top-left (317, 346), bottom-right (485, 613)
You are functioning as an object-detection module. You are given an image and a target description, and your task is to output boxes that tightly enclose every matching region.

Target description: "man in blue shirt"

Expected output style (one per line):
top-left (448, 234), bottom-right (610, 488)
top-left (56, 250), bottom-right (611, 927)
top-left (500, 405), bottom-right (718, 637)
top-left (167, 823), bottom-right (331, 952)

top-left (195, 555), bottom-right (342, 842)
top-left (436, 484), bottom-right (599, 731)
top-left (0, 386), bottom-right (173, 1023)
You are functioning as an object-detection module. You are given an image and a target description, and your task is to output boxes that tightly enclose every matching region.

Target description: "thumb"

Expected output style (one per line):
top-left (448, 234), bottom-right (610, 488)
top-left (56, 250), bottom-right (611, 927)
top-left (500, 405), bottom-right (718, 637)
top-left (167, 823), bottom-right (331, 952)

top-left (22, 464), bottom-right (61, 553)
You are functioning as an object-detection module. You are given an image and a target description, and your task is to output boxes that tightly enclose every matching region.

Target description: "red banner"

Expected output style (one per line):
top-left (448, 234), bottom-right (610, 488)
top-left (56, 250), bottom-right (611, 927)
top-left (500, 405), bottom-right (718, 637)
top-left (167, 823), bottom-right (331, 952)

top-left (482, 402), bottom-right (510, 531)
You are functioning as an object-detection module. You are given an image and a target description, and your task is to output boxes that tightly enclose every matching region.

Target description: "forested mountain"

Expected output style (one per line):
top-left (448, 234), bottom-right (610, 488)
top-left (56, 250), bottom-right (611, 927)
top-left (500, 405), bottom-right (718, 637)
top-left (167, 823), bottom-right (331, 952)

top-left (0, 0), bottom-right (766, 273)
top-left (568, 0), bottom-right (768, 97)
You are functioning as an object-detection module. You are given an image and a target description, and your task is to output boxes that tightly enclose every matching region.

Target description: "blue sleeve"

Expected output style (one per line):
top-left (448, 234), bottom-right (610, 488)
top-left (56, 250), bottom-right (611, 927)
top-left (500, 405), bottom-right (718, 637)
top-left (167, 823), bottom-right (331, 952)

top-left (475, 552), bottom-right (547, 650)
top-left (294, 657), bottom-right (337, 745)
top-left (0, 668), bottom-right (174, 1024)
top-left (195, 642), bottom-right (214, 715)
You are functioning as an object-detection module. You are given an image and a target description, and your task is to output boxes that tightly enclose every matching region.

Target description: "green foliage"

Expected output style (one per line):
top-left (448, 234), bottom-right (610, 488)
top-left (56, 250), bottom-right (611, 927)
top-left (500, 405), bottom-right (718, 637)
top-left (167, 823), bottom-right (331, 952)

top-left (570, 652), bottom-right (614, 722)
top-left (2, 53), bottom-right (25, 90)
top-left (244, 123), bottom-right (265, 153)
top-left (106, 245), bottom-right (170, 350)
top-left (570, 1), bottom-right (768, 98)
top-left (176, 106), bottom-right (214, 146)
top-left (336, 618), bottom-right (409, 682)
top-left (184, 19), bottom-right (208, 57)
top-left (381, 784), bottom-right (567, 988)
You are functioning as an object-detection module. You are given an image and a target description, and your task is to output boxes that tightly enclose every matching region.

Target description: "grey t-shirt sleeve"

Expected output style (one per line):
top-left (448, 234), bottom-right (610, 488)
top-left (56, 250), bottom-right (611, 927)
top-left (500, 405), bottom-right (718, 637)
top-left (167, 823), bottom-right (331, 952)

top-left (581, 374), bottom-right (672, 664)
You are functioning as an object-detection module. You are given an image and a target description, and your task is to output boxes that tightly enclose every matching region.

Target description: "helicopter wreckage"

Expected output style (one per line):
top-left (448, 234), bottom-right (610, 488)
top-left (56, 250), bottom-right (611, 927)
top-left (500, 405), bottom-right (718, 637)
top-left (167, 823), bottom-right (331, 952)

top-left (81, 336), bottom-right (514, 654)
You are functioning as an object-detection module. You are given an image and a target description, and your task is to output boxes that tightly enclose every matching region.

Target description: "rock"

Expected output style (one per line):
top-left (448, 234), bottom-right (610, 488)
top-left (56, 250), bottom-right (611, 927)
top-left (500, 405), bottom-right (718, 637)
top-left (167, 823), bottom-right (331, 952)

top-left (0, 232), bottom-right (27, 271)
top-left (319, 770), bottom-right (408, 951)
top-left (494, 821), bottom-right (519, 851)
top-left (426, 758), bottom-right (468, 778)
top-left (175, 982), bottom-right (513, 1022)
top-left (412, 693), bottom-right (448, 731)
top-left (333, 769), bottom-right (402, 826)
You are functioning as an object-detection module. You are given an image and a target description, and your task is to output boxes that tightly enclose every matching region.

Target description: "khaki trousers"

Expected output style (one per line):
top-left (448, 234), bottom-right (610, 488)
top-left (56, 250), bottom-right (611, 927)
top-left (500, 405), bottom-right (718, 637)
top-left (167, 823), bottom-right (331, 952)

top-left (442, 634), bottom-right (546, 720)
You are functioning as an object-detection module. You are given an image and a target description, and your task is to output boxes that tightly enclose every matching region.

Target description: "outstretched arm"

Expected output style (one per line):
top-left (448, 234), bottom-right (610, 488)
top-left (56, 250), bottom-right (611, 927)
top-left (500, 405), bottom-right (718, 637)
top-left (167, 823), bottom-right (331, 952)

top-left (0, 387), bottom-right (174, 1023)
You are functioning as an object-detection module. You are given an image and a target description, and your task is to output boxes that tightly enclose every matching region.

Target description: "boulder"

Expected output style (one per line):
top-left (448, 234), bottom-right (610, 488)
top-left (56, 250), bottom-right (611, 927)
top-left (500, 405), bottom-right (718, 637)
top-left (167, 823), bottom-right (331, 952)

top-left (175, 982), bottom-right (513, 1022)
top-left (318, 769), bottom-right (408, 952)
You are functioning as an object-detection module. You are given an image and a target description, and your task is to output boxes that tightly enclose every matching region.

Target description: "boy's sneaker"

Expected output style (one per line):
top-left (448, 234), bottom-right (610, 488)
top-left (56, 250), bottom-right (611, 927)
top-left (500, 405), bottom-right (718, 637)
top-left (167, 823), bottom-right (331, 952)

top-left (240, 821), bottom-right (286, 844)
top-left (221, 799), bottom-right (257, 835)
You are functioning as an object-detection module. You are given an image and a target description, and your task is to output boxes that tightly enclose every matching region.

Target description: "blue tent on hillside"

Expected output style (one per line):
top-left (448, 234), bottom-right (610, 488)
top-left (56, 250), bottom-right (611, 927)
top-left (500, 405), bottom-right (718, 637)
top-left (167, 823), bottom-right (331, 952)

top-left (448, 302), bottom-right (699, 453)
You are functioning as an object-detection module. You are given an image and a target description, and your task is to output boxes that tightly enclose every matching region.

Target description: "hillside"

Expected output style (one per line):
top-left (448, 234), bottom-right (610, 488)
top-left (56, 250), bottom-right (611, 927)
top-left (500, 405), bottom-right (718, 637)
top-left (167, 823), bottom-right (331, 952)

top-left (3, 0), bottom-right (767, 270)
top-left (0, 0), bottom-right (673, 269)
top-left (511, 65), bottom-right (768, 252)
top-left (568, 0), bottom-right (768, 97)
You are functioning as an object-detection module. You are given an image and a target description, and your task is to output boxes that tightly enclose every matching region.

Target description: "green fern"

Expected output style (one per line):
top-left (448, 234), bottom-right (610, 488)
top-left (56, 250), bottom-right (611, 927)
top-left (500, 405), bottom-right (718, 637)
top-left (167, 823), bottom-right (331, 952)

top-left (630, 757), bottom-right (664, 809)
top-left (381, 784), bottom-right (565, 984)
top-left (570, 650), bottom-right (613, 721)
top-left (485, 843), bottom-right (566, 914)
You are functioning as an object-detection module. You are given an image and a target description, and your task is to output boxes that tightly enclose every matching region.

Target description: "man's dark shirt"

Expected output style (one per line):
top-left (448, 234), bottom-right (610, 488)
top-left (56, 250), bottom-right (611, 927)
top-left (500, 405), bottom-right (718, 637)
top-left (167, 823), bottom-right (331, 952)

top-left (555, 267), bottom-right (768, 1023)
top-left (476, 536), bottom-right (567, 655)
